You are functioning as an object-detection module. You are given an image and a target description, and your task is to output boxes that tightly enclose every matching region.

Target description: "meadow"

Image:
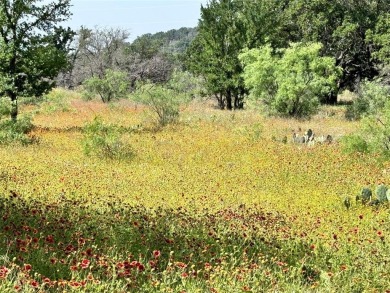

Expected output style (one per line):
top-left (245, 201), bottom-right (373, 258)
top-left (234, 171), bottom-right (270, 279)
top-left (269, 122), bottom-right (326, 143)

top-left (1, 89), bottom-right (390, 292)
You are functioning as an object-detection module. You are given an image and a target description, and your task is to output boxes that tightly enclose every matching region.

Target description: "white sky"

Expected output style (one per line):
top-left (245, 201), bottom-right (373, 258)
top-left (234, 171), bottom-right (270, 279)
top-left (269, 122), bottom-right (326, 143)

top-left (64, 0), bottom-right (208, 40)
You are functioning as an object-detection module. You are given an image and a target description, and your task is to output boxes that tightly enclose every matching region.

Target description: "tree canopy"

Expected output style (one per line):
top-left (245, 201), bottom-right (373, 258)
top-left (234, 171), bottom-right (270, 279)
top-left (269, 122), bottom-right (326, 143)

top-left (185, 0), bottom-right (390, 111)
top-left (0, 0), bottom-right (74, 120)
top-left (240, 43), bottom-right (341, 117)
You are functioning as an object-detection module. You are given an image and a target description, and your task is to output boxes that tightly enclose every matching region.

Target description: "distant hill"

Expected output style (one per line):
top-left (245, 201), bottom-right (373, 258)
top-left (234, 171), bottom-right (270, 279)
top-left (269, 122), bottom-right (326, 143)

top-left (129, 27), bottom-right (198, 55)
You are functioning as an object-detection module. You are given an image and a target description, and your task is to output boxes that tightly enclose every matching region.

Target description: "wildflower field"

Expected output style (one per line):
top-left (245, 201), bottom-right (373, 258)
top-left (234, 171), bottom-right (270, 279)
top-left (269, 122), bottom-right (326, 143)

top-left (1, 90), bottom-right (390, 292)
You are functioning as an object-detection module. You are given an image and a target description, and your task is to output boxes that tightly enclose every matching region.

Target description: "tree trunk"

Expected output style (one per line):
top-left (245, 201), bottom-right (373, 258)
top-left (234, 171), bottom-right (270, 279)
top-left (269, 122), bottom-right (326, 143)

top-left (215, 93), bottom-right (225, 110)
top-left (322, 91), bottom-right (338, 105)
top-left (234, 93), bottom-right (244, 110)
top-left (226, 90), bottom-right (232, 110)
top-left (9, 92), bottom-right (18, 121)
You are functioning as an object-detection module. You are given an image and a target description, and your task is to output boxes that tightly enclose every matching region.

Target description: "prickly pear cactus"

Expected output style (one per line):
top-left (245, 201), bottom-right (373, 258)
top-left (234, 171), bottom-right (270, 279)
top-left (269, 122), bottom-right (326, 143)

top-left (361, 188), bottom-right (372, 204)
top-left (343, 196), bottom-right (351, 209)
top-left (376, 184), bottom-right (388, 203)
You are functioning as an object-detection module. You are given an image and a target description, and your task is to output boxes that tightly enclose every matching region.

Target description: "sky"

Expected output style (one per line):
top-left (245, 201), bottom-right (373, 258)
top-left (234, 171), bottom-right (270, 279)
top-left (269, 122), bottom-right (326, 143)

top-left (64, 0), bottom-right (208, 41)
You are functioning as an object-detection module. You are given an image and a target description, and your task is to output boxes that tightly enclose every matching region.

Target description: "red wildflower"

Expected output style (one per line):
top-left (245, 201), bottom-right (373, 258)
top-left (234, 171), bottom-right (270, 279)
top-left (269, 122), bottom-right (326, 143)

top-left (129, 261), bottom-right (138, 268)
top-left (153, 250), bottom-right (161, 259)
top-left (175, 262), bottom-right (187, 269)
top-left (70, 281), bottom-right (80, 288)
top-left (181, 272), bottom-right (189, 278)
top-left (45, 235), bottom-right (54, 244)
top-left (0, 266), bottom-right (9, 279)
top-left (24, 264), bottom-right (32, 271)
top-left (64, 244), bottom-right (75, 254)
top-left (30, 280), bottom-right (39, 288)
top-left (80, 259), bottom-right (90, 269)
top-left (137, 263), bottom-right (145, 271)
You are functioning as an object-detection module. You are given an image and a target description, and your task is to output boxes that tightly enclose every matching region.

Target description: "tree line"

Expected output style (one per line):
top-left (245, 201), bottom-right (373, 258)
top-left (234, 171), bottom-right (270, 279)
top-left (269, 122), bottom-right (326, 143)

top-left (0, 0), bottom-right (389, 121)
top-left (185, 0), bottom-right (390, 114)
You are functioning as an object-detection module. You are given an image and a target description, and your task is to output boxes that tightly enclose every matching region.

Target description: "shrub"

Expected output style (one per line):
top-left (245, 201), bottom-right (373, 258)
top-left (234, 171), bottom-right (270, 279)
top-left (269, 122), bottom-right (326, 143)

top-left (82, 117), bottom-right (134, 160)
top-left (41, 88), bottom-right (72, 113)
top-left (132, 82), bottom-right (190, 127)
top-left (0, 115), bottom-right (35, 145)
top-left (168, 69), bottom-right (206, 100)
top-left (340, 134), bottom-right (369, 154)
top-left (342, 100), bottom-right (390, 158)
top-left (0, 97), bottom-right (11, 119)
top-left (239, 42), bottom-right (341, 118)
top-left (82, 70), bottom-right (129, 103)
top-left (345, 80), bottom-right (390, 120)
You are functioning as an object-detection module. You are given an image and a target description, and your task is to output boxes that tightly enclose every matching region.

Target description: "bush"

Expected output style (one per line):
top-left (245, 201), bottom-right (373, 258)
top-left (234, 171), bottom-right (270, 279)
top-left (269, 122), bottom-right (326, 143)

top-left (342, 100), bottom-right (390, 158)
top-left (82, 70), bottom-right (129, 103)
top-left (0, 115), bottom-right (35, 145)
top-left (132, 82), bottom-right (190, 127)
top-left (340, 134), bottom-right (369, 154)
top-left (345, 80), bottom-right (390, 120)
top-left (239, 42), bottom-right (341, 118)
top-left (82, 117), bottom-right (134, 160)
top-left (0, 97), bottom-right (11, 119)
top-left (168, 69), bottom-right (206, 100)
top-left (41, 88), bottom-right (73, 113)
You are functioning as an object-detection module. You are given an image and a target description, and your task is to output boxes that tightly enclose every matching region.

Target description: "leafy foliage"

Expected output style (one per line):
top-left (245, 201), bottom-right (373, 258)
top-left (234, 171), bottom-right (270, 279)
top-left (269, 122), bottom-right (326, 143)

top-left (240, 42), bottom-right (341, 117)
top-left (0, 0), bottom-right (74, 120)
top-left (285, 0), bottom-right (389, 97)
top-left (82, 70), bottom-right (129, 103)
top-left (168, 69), bottom-right (205, 99)
top-left (0, 97), bottom-right (11, 118)
top-left (346, 80), bottom-right (390, 120)
top-left (82, 117), bottom-right (133, 160)
top-left (184, 0), bottom-right (390, 107)
top-left (132, 82), bottom-right (190, 126)
top-left (0, 115), bottom-right (35, 145)
top-left (343, 99), bottom-right (390, 158)
top-left (368, 12), bottom-right (390, 64)
top-left (185, 0), bottom-right (247, 110)
top-left (340, 134), bottom-right (369, 154)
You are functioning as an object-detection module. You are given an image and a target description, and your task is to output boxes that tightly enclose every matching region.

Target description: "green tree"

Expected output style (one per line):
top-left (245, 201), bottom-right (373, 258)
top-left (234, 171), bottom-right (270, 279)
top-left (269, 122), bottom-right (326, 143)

top-left (0, 0), bottom-right (74, 120)
top-left (285, 0), bottom-right (390, 102)
top-left (186, 0), bottom-right (247, 110)
top-left (369, 13), bottom-right (390, 64)
top-left (240, 42), bottom-right (341, 117)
